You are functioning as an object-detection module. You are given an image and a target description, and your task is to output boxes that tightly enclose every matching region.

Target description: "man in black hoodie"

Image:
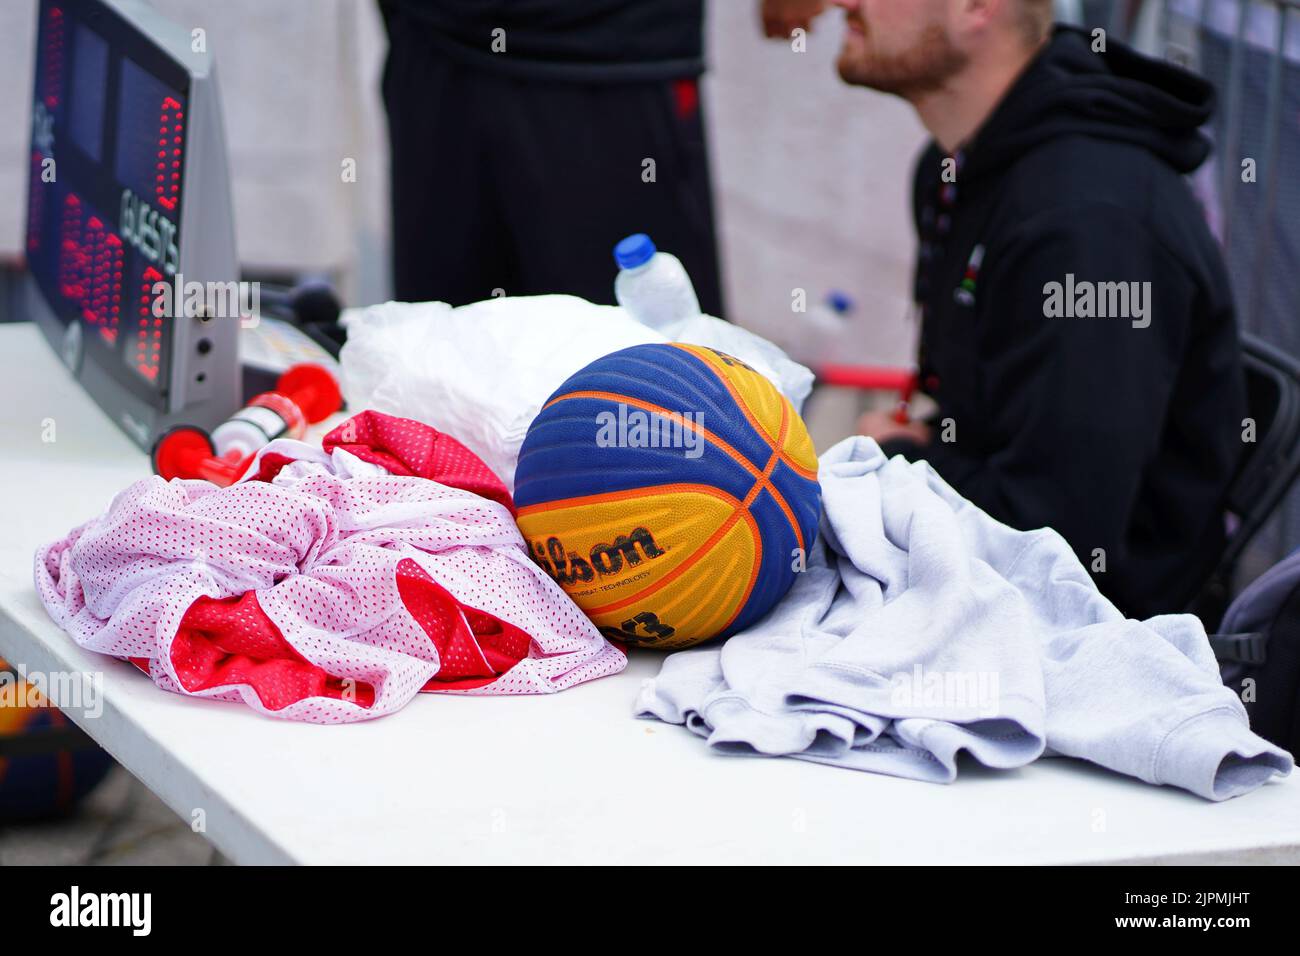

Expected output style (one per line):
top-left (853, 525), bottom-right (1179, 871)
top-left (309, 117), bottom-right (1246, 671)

top-left (830, 0), bottom-right (1245, 619)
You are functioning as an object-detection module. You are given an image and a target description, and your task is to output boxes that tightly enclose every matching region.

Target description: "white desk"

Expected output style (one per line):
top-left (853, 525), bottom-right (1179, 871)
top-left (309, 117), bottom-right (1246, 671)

top-left (2, 321), bottom-right (1299, 865)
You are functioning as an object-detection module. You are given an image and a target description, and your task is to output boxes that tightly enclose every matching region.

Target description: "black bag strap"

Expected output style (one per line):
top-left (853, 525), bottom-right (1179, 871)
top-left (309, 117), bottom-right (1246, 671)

top-left (1208, 631), bottom-right (1269, 666)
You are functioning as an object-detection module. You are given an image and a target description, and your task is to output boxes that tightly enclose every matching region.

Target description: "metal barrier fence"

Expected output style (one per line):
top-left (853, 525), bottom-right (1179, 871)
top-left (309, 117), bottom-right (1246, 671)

top-left (1069, 0), bottom-right (1300, 572)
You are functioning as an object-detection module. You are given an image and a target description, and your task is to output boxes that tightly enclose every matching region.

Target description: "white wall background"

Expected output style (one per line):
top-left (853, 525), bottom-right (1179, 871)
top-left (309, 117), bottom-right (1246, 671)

top-left (704, 2), bottom-right (925, 364)
top-left (0, 0), bottom-right (925, 364)
top-left (0, 0), bottom-right (41, 266)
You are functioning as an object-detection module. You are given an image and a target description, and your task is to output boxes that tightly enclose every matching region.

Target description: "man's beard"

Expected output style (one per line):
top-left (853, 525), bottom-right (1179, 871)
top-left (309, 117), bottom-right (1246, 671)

top-left (837, 22), bottom-right (969, 97)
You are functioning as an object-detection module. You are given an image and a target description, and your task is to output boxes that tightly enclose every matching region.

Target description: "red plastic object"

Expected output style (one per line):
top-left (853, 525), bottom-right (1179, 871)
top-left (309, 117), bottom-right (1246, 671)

top-left (276, 364), bottom-right (342, 424)
top-left (152, 425), bottom-right (248, 485)
top-left (151, 364), bottom-right (342, 487)
top-left (816, 364), bottom-right (918, 424)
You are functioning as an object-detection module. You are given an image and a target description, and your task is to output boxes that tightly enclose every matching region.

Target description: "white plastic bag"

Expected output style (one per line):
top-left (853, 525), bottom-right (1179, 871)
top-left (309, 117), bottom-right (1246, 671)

top-left (340, 296), bottom-right (663, 487)
top-left (339, 295), bottom-right (814, 490)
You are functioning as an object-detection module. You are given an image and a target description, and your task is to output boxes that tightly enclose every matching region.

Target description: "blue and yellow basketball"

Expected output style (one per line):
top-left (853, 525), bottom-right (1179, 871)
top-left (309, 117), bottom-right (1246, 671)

top-left (514, 343), bottom-right (821, 650)
top-left (0, 660), bottom-right (114, 821)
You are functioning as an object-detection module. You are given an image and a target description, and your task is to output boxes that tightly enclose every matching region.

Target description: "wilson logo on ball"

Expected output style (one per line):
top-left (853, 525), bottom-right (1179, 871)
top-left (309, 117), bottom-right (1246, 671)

top-left (530, 527), bottom-right (667, 586)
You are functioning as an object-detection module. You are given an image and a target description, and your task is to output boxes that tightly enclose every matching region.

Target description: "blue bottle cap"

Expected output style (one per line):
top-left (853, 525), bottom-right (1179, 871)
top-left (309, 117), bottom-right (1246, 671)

top-left (614, 233), bottom-right (657, 270)
top-left (826, 290), bottom-right (855, 315)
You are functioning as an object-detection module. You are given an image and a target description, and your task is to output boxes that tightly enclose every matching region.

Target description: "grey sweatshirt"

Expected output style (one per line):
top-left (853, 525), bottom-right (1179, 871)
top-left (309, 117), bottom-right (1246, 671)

top-left (635, 438), bottom-right (1293, 801)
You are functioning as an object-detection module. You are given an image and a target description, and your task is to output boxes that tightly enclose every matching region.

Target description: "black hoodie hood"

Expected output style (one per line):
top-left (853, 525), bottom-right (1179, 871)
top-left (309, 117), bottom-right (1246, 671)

top-left (961, 26), bottom-right (1215, 182)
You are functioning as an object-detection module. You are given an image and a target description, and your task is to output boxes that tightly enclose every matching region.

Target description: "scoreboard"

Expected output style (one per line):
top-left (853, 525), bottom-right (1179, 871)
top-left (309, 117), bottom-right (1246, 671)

top-left (25, 0), bottom-right (240, 449)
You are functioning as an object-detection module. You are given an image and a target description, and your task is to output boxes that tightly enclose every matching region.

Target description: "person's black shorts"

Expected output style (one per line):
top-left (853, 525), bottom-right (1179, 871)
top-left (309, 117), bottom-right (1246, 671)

top-left (382, 25), bottom-right (725, 315)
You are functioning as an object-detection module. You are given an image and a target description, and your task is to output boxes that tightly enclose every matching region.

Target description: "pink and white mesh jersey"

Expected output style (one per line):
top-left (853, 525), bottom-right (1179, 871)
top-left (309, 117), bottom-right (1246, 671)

top-left (34, 411), bottom-right (626, 722)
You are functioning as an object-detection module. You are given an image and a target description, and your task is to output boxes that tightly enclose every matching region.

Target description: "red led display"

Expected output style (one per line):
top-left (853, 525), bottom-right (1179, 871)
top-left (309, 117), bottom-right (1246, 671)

top-left (91, 223), bottom-right (123, 344)
top-left (27, 151), bottom-right (45, 255)
top-left (42, 7), bottom-right (65, 110)
top-left (136, 265), bottom-right (163, 381)
top-left (58, 194), bottom-right (124, 347)
top-left (156, 96), bottom-right (183, 211)
top-left (58, 193), bottom-right (84, 302)
top-left (29, 0), bottom-right (191, 396)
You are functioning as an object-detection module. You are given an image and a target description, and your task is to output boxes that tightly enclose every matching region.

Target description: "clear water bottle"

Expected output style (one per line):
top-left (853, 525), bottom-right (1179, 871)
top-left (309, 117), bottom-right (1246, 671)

top-left (785, 290), bottom-right (857, 369)
top-left (613, 233), bottom-right (701, 335)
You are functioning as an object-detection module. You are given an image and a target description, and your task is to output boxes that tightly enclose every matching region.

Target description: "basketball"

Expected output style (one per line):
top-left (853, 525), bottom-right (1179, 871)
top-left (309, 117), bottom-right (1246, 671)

top-left (514, 343), bottom-right (821, 650)
top-left (0, 660), bottom-right (114, 820)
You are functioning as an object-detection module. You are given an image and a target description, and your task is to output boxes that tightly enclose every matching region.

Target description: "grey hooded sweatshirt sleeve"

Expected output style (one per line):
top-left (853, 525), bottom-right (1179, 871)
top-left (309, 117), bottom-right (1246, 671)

top-left (635, 437), bottom-right (1292, 801)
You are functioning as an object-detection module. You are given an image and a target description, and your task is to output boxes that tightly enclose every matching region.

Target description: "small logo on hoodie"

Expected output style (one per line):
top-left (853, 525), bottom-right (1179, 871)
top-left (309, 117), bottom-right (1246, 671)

top-left (953, 245), bottom-right (984, 307)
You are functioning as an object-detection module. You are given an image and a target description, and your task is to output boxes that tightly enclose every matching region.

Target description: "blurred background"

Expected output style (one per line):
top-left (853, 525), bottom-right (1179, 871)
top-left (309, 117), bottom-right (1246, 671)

top-left (0, 0), bottom-right (926, 364)
top-left (4, 2), bottom-right (1294, 376)
top-left (1, 2), bottom-right (1295, 416)
top-left (1, 0), bottom-right (1300, 860)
